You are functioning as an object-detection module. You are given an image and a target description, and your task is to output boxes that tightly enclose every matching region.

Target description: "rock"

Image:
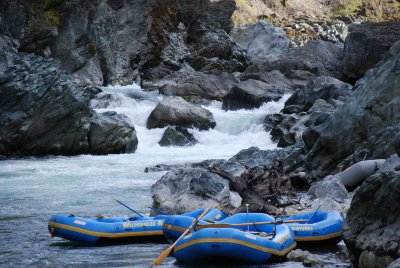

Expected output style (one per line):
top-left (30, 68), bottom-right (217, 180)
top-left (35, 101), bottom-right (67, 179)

top-left (222, 79), bottom-right (284, 110)
top-left (388, 258), bottom-right (400, 268)
top-left (231, 20), bottom-right (289, 61)
top-left (151, 168), bottom-right (242, 214)
top-left (308, 175), bottom-right (348, 200)
top-left (146, 96), bottom-right (216, 130)
top-left (0, 52), bottom-right (91, 156)
top-left (159, 127), bottom-right (197, 147)
top-left (145, 159), bottom-right (225, 173)
top-left (344, 21), bottom-right (400, 82)
top-left (188, 29), bottom-right (248, 74)
top-left (210, 146), bottom-right (305, 214)
top-left (284, 76), bottom-right (352, 113)
top-left (90, 92), bottom-right (122, 109)
top-left (153, 70), bottom-right (238, 101)
top-left (287, 249), bottom-right (327, 267)
top-left (343, 160), bottom-right (400, 268)
top-left (89, 111), bottom-right (138, 154)
top-left (303, 40), bottom-right (400, 177)
top-left (242, 40), bottom-right (345, 91)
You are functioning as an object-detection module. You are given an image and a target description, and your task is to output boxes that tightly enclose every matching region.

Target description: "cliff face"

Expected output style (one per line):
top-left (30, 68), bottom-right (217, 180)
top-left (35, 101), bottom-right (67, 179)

top-left (2, 0), bottom-right (245, 86)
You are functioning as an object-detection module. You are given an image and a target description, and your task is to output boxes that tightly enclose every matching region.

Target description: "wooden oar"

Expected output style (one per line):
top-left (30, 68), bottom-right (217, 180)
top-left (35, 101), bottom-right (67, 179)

top-left (195, 219), bottom-right (307, 230)
top-left (151, 206), bottom-right (212, 266)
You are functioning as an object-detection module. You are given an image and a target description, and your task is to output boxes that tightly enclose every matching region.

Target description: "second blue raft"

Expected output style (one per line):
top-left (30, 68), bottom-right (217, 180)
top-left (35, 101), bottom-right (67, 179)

top-left (173, 213), bottom-right (296, 264)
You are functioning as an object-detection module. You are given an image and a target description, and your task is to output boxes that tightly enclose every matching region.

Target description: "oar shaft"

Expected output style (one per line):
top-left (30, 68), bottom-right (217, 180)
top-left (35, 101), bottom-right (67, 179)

top-left (152, 207), bottom-right (212, 266)
top-left (148, 206), bottom-right (167, 215)
top-left (195, 219), bottom-right (307, 230)
top-left (114, 199), bottom-right (143, 218)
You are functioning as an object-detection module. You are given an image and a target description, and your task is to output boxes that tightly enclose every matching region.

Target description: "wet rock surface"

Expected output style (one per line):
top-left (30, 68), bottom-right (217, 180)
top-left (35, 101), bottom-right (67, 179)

top-left (222, 79), bottom-right (285, 110)
top-left (158, 126), bottom-right (197, 147)
top-left (89, 111), bottom-right (138, 154)
top-left (146, 96), bottom-right (216, 130)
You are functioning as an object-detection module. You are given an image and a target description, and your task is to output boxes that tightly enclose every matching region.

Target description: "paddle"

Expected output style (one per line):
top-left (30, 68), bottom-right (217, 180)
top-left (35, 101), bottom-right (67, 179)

top-left (306, 204), bottom-right (321, 224)
top-left (148, 206), bottom-right (167, 215)
top-left (195, 219), bottom-right (307, 230)
top-left (113, 199), bottom-right (144, 218)
top-left (151, 206), bottom-right (212, 266)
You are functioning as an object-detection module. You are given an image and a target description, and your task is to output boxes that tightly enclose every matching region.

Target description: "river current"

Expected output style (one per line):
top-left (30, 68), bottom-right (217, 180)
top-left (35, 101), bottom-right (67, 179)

top-left (0, 85), bottom-right (347, 267)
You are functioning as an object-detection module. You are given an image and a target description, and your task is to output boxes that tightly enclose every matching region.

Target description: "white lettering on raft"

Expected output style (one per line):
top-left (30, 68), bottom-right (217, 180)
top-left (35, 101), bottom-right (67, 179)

top-left (123, 221), bottom-right (156, 229)
top-left (74, 220), bottom-right (87, 226)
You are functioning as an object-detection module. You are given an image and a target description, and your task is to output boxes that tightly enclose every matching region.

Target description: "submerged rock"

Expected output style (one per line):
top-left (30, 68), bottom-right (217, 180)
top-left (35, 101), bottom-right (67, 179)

top-left (146, 96), bottom-right (216, 130)
top-left (89, 111), bottom-right (138, 154)
top-left (159, 127), bottom-right (197, 147)
top-left (151, 168), bottom-right (242, 214)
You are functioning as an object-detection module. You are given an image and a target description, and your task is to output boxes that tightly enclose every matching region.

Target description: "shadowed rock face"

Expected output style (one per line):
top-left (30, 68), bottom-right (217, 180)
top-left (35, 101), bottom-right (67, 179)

top-left (303, 40), bottom-right (400, 176)
top-left (9, 0), bottom-right (245, 86)
top-left (344, 21), bottom-right (400, 82)
top-left (0, 52), bottom-right (92, 156)
top-left (343, 156), bottom-right (400, 268)
top-left (146, 96), bottom-right (216, 130)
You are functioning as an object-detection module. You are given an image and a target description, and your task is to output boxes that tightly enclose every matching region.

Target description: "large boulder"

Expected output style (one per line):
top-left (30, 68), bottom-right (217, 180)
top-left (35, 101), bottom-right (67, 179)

top-left (242, 40), bottom-right (345, 87)
top-left (231, 20), bottom-right (289, 61)
top-left (344, 21), bottom-right (400, 82)
top-left (0, 52), bottom-right (91, 156)
top-left (146, 96), bottom-right (216, 130)
top-left (151, 70), bottom-right (239, 102)
top-left (151, 168), bottom-right (242, 214)
top-left (210, 146), bottom-right (305, 214)
top-left (303, 40), bottom-right (400, 176)
top-left (343, 155), bottom-right (400, 268)
top-left (222, 79), bottom-right (284, 110)
top-left (89, 111), bottom-right (138, 154)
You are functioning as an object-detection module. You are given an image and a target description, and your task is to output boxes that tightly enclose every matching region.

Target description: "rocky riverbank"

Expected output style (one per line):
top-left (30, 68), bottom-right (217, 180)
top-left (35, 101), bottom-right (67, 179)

top-left (2, 0), bottom-right (400, 267)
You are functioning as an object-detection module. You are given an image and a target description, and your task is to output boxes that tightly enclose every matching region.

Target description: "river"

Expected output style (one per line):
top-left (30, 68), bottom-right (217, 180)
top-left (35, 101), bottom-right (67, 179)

top-left (0, 85), bottom-right (349, 267)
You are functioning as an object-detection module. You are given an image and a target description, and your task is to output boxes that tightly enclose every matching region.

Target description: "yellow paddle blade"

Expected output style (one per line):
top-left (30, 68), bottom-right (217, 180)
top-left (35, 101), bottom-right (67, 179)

top-left (151, 206), bottom-right (212, 266)
top-left (151, 246), bottom-right (173, 266)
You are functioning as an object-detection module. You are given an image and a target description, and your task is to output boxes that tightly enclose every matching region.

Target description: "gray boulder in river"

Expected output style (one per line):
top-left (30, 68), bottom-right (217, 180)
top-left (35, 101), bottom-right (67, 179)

top-left (146, 96), bottom-right (216, 130)
top-left (343, 155), bottom-right (400, 268)
top-left (222, 79), bottom-right (285, 111)
top-left (159, 127), bottom-right (197, 147)
top-left (151, 168), bottom-right (242, 214)
top-left (89, 111), bottom-right (138, 154)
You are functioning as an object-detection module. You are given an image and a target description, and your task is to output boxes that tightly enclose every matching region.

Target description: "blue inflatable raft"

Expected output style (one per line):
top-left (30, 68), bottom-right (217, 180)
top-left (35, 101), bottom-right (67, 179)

top-left (173, 213), bottom-right (296, 264)
top-left (162, 208), bottom-right (229, 243)
top-left (48, 208), bottom-right (212, 244)
top-left (282, 210), bottom-right (344, 245)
